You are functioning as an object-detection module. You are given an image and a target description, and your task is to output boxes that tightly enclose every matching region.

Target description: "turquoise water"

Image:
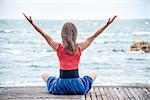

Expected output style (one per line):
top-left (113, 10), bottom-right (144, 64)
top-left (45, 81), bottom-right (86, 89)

top-left (0, 19), bottom-right (150, 86)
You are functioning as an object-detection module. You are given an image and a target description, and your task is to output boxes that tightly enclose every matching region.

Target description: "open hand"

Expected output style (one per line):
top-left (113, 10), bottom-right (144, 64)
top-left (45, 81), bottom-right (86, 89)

top-left (23, 13), bottom-right (33, 24)
top-left (106, 15), bottom-right (117, 25)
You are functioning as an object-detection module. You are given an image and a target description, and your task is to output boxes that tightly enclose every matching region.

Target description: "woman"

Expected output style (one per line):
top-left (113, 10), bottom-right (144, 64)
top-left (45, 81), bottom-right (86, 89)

top-left (23, 13), bottom-right (117, 94)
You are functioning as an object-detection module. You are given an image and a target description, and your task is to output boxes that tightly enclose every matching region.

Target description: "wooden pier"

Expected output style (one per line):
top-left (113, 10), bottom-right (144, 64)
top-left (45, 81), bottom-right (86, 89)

top-left (0, 86), bottom-right (150, 100)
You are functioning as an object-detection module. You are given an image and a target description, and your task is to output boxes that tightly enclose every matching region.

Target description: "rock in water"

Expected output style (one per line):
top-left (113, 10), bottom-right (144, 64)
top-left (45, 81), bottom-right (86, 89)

top-left (130, 40), bottom-right (150, 53)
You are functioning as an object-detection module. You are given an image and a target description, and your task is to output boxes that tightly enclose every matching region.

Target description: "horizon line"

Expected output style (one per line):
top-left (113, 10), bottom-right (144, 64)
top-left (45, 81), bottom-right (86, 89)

top-left (0, 18), bottom-right (150, 20)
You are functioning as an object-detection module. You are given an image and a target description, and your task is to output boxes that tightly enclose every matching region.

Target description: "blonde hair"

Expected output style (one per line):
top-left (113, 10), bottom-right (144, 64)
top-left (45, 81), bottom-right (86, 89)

top-left (61, 22), bottom-right (77, 55)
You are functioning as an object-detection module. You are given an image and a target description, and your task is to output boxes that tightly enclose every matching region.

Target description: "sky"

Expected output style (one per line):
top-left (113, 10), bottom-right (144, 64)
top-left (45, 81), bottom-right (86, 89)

top-left (0, 0), bottom-right (150, 19)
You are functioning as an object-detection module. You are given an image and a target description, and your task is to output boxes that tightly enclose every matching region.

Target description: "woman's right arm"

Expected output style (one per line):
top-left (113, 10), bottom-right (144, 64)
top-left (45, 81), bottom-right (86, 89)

top-left (78, 15), bottom-right (117, 52)
top-left (23, 13), bottom-right (59, 51)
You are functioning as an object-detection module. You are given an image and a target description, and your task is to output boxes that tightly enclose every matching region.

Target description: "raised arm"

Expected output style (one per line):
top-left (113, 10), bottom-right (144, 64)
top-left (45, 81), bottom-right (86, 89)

top-left (78, 15), bottom-right (117, 52)
top-left (23, 13), bottom-right (59, 51)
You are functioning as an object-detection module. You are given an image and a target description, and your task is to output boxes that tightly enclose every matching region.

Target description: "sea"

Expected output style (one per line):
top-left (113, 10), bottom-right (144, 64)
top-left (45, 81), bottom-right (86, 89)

top-left (0, 19), bottom-right (150, 86)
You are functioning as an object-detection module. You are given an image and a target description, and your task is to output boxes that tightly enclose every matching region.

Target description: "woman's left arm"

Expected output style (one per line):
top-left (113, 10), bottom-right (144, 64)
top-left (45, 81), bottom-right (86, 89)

top-left (23, 13), bottom-right (59, 51)
top-left (78, 15), bottom-right (117, 51)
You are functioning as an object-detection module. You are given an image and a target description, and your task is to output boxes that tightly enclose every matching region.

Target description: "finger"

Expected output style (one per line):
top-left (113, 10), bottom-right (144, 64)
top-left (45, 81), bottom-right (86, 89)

top-left (29, 16), bottom-right (33, 23)
top-left (108, 18), bottom-right (111, 22)
top-left (113, 15), bottom-right (117, 18)
top-left (112, 15), bottom-right (117, 20)
top-left (22, 13), bottom-right (28, 18)
top-left (22, 13), bottom-right (25, 16)
top-left (112, 15), bottom-right (117, 21)
top-left (23, 14), bottom-right (27, 19)
top-left (23, 13), bottom-right (30, 20)
top-left (22, 13), bottom-right (33, 23)
top-left (107, 18), bottom-right (111, 24)
top-left (29, 16), bottom-right (32, 20)
top-left (110, 15), bottom-right (117, 23)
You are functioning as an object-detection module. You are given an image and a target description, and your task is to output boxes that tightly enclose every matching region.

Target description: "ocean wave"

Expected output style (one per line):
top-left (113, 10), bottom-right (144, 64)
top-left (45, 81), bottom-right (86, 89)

top-left (97, 49), bottom-right (126, 53)
top-left (0, 81), bottom-right (44, 86)
top-left (94, 50), bottom-right (109, 54)
top-left (95, 40), bottom-right (130, 44)
top-left (0, 29), bottom-right (32, 34)
top-left (5, 49), bottom-right (22, 55)
top-left (133, 31), bottom-right (150, 35)
top-left (127, 58), bottom-right (146, 61)
top-left (112, 49), bottom-right (125, 52)
top-left (145, 21), bottom-right (149, 25)
top-left (29, 64), bottom-right (49, 68)
top-left (0, 29), bottom-right (14, 33)
top-left (130, 50), bottom-right (145, 54)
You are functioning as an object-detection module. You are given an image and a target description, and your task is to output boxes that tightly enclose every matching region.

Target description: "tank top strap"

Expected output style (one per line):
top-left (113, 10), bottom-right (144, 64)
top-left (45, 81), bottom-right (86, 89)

top-left (57, 44), bottom-right (62, 50)
top-left (77, 44), bottom-right (81, 55)
top-left (57, 44), bottom-right (62, 56)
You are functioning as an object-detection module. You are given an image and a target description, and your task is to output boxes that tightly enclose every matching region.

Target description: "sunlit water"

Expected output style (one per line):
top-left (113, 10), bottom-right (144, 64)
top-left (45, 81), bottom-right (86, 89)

top-left (0, 19), bottom-right (150, 86)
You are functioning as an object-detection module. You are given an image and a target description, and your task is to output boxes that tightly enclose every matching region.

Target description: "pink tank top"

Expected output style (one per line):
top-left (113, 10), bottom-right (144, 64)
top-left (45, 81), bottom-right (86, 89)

top-left (57, 44), bottom-right (81, 70)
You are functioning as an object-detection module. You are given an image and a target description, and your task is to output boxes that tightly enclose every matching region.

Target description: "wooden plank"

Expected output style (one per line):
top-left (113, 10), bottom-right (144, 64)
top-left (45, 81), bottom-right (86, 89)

top-left (0, 87), bottom-right (82, 100)
top-left (90, 88), bottom-right (97, 100)
top-left (118, 87), bottom-right (130, 100)
top-left (132, 88), bottom-right (142, 100)
top-left (94, 87), bottom-right (102, 100)
top-left (113, 88), bottom-right (123, 100)
top-left (0, 86), bottom-right (150, 100)
top-left (128, 88), bottom-right (140, 100)
top-left (137, 88), bottom-right (148, 100)
top-left (1, 95), bottom-right (82, 100)
top-left (132, 88), bottom-right (145, 100)
top-left (1, 91), bottom-right (81, 99)
top-left (143, 88), bottom-right (149, 94)
top-left (80, 95), bottom-right (86, 100)
top-left (142, 88), bottom-right (150, 100)
top-left (94, 87), bottom-right (101, 96)
top-left (147, 88), bottom-right (150, 100)
top-left (123, 88), bottom-right (135, 100)
top-left (85, 92), bottom-right (91, 100)
top-left (99, 87), bottom-right (107, 100)
top-left (103, 87), bottom-right (113, 100)
top-left (0, 87), bottom-right (5, 94)
top-left (108, 87), bottom-right (119, 100)
top-left (93, 85), bottom-right (150, 88)
top-left (1, 87), bottom-right (82, 97)
top-left (1, 87), bottom-right (46, 94)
